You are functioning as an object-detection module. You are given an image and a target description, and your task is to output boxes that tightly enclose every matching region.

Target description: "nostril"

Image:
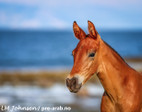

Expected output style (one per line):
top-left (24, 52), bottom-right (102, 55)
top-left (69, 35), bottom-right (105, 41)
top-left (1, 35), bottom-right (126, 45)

top-left (72, 78), bottom-right (76, 85)
top-left (66, 78), bottom-right (71, 87)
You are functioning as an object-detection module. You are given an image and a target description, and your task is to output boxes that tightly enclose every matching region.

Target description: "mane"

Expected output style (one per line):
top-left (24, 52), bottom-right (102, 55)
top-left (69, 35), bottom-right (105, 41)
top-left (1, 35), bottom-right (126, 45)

top-left (103, 40), bottom-right (128, 64)
top-left (86, 34), bottom-right (91, 38)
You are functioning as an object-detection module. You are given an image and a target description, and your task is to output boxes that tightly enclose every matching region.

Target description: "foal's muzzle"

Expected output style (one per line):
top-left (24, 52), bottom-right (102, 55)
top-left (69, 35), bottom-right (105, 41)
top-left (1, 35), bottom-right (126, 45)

top-left (66, 77), bottom-right (82, 93)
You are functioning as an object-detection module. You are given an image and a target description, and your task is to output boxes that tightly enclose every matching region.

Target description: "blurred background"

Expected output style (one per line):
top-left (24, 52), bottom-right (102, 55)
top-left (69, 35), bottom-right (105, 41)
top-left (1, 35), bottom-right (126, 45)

top-left (0, 0), bottom-right (142, 112)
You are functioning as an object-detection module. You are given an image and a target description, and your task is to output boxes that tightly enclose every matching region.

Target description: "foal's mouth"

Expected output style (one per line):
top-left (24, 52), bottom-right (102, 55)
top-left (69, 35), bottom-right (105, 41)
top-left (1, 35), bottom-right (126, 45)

top-left (66, 77), bottom-right (82, 93)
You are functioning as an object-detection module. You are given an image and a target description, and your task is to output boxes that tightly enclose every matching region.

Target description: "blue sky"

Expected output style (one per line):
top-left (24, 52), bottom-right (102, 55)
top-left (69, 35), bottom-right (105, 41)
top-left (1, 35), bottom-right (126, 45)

top-left (0, 0), bottom-right (142, 30)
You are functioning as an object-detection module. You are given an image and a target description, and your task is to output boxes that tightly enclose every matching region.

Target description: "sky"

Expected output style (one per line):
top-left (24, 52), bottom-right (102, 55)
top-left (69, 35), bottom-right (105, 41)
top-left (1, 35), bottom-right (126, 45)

top-left (0, 0), bottom-right (142, 30)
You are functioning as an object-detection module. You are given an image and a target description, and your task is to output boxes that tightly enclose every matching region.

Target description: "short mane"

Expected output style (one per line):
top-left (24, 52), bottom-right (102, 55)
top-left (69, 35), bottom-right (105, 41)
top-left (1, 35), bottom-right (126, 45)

top-left (103, 40), bottom-right (128, 65)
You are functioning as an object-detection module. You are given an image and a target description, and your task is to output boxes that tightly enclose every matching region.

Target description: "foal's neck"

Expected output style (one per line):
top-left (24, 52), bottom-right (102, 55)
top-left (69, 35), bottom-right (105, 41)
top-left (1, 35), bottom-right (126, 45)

top-left (97, 40), bottom-right (134, 102)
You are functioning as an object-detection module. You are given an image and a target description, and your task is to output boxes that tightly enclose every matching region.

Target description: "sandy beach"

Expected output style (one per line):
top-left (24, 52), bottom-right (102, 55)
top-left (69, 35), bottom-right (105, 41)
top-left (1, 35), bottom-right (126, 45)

top-left (0, 58), bottom-right (141, 87)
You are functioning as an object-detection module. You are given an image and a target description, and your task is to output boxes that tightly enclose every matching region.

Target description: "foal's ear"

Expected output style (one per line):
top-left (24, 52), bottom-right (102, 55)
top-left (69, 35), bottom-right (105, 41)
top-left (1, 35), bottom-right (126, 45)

top-left (73, 21), bottom-right (86, 40)
top-left (88, 21), bottom-right (98, 38)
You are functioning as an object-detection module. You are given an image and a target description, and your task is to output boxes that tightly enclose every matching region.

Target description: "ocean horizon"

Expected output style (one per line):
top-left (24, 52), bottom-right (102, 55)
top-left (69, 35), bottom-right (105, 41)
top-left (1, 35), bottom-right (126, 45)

top-left (0, 30), bottom-right (142, 71)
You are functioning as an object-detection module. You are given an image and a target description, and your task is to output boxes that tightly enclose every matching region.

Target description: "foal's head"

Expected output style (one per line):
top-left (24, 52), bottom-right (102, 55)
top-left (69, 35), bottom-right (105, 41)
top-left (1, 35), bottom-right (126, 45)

top-left (66, 21), bottom-right (102, 93)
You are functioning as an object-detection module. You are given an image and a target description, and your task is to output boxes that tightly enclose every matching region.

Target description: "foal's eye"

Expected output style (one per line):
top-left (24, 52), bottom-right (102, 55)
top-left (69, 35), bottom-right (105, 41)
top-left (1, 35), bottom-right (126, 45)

top-left (89, 53), bottom-right (95, 57)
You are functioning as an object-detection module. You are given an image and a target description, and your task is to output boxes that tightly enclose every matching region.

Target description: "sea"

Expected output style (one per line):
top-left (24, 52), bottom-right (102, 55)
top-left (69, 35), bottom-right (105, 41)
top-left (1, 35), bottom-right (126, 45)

top-left (0, 30), bottom-right (142, 112)
top-left (0, 30), bottom-right (142, 71)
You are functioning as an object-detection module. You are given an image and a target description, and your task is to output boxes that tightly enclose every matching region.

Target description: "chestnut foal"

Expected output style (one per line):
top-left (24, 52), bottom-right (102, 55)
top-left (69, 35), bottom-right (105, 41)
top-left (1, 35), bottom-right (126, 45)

top-left (66, 21), bottom-right (142, 112)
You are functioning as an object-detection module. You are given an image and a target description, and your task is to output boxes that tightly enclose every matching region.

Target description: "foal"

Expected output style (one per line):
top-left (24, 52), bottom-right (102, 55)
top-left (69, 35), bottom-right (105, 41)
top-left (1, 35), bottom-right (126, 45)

top-left (66, 21), bottom-right (142, 112)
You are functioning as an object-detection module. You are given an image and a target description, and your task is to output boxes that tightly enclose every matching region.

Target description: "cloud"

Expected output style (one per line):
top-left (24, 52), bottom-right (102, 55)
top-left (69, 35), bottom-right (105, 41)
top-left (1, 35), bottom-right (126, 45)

top-left (16, 20), bottom-right (40, 29)
top-left (45, 15), bottom-right (68, 29)
top-left (0, 8), bottom-right (68, 29)
top-left (0, 0), bottom-right (142, 29)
